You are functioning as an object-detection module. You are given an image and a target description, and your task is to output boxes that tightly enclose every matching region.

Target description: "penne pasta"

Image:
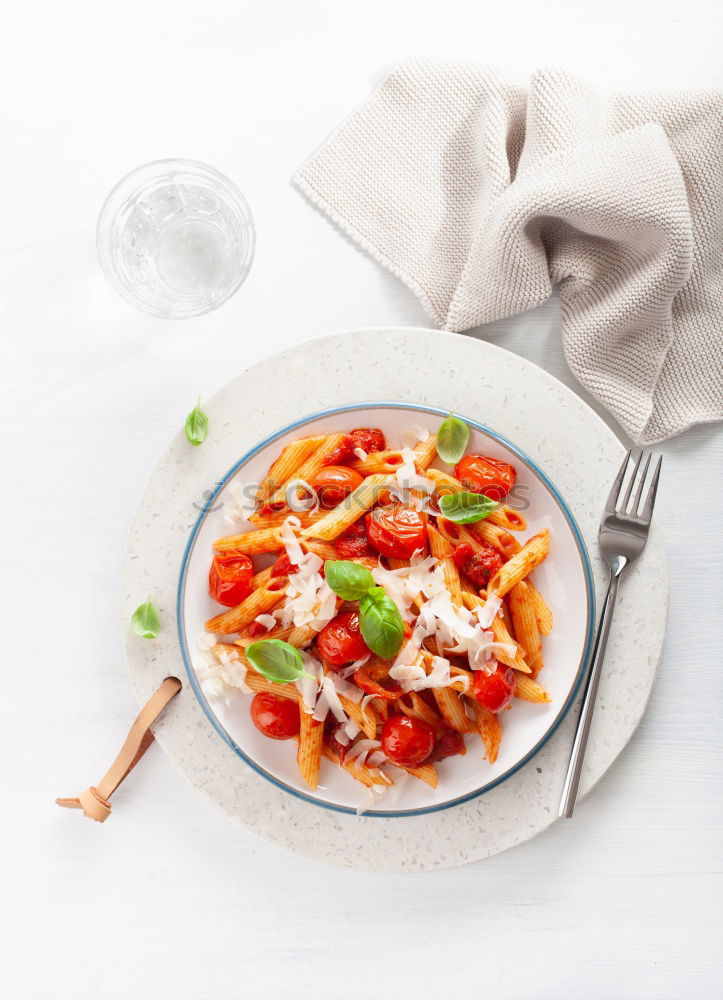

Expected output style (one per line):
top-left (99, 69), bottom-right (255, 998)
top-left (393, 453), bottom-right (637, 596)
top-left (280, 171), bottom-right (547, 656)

top-left (255, 435), bottom-right (325, 503)
top-left (508, 581), bottom-right (543, 677)
top-left (214, 526), bottom-right (283, 557)
top-left (301, 474), bottom-right (390, 540)
top-left (473, 701), bottom-right (502, 763)
top-left (233, 623), bottom-right (294, 647)
top-left (488, 530), bottom-right (550, 597)
top-left (525, 579), bottom-right (553, 635)
top-left (245, 669), bottom-right (301, 702)
top-left (428, 524), bottom-right (463, 606)
top-left (248, 508), bottom-right (318, 530)
top-left (400, 761), bottom-right (439, 787)
top-left (468, 520), bottom-right (520, 557)
top-left (397, 692), bottom-right (446, 732)
top-left (486, 505), bottom-right (527, 531)
top-left (433, 687), bottom-right (477, 733)
top-left (297, 711), bottom-right (324, 789)
top-left (413, 434), bottom-right (437, 471)
top-left (267, 432), bottom-right (350, 506)
top-left (205, 575), bottom-right (287, 634)
top-left (348, 450), bottom-right (406, 476)
top-left (513, 673), bottom-right (551, 703)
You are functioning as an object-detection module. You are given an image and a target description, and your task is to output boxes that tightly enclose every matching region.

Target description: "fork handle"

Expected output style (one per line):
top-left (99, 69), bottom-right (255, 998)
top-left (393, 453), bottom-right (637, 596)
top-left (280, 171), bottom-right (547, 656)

top-left (559, 570), bottom-right (621, 818)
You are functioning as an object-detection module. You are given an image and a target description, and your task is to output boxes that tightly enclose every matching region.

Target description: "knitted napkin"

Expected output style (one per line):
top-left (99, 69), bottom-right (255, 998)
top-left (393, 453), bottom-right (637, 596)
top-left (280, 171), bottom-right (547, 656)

top-left (294, 61), bottom-right (723, 444)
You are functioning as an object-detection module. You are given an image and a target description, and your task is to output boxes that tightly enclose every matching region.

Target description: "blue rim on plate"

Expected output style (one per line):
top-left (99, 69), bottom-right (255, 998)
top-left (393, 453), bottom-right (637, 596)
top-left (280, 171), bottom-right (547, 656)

top-left (177, 402), bottom-right (596, 817)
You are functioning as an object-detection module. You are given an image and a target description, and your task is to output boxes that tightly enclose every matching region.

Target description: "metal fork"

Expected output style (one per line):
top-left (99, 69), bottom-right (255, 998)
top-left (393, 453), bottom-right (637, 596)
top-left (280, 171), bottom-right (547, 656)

top-left (559, 450), bottom-right (662, 818)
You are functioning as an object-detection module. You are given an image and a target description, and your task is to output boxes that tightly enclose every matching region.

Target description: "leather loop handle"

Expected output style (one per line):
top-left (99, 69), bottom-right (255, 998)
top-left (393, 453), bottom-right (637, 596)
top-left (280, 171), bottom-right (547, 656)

top-left (56, 676), bottom-right (182, 822)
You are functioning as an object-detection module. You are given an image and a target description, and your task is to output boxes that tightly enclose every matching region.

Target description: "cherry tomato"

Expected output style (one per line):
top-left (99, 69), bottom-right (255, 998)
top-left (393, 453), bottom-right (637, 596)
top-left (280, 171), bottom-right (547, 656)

top-left (317, 610), bottom-right (370, 667)
top-left (324, 434), bottom-right (354, 465)
top-left (428, 728), bottom-right (466, 762)
top-left (311, 465), bottom-right (364, 507)
top-left (208, 554), bottom-right (254, 607)
top-left (250, 692), bottom-right (301, 740)
top-left (334, 519), bottom-right (375, 559)
top-left (473, 663), bottom-right (516, 712)
top-left (381, 716), bottom-right (436, 766)
top-left (367, 505), bottom-right (427, 559)
top-left (452, 542), bottom-right (474, 569)
top-left (350, 427), bottom-right (386, 454)
top-left (270, 553), bottom-right (299, 578)
top-left (353, 660), bottom-right (403, 700)
top-left (454, 455), bottom-right (517, 500)
top-left (461, 546), bottom-right (504, 588)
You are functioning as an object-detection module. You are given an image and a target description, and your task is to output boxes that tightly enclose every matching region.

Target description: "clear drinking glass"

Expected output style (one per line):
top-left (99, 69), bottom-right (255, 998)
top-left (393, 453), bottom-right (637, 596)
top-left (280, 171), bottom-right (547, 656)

top-left (97, 159), bottom-right (255, 318)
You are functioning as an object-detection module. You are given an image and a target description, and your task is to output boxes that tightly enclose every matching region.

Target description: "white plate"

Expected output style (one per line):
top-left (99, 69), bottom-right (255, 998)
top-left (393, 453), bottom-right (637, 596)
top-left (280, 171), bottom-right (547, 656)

top-left (179, 403), bottom-right (594, 815)
top-left (121, 328), bottom-right (667, 871)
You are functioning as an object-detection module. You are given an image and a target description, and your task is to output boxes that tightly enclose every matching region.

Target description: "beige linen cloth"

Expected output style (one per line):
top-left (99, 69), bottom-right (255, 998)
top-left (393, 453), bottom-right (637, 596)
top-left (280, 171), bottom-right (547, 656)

top-left (294, 60), bottom-right (723, 444)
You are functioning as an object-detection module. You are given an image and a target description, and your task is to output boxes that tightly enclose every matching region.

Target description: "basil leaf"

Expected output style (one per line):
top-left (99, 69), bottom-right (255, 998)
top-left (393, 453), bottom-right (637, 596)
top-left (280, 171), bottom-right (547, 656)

top-left (438, 491), bottom-right (498, 524)
top-left (325, 560), bottom-right (375, 601)
top-left (359, 587), bottom-right (404, 660)
top-left (246, 639), bottom-right (312, 684)
top-left (185, 397), bottom-right (208, 447)
top-left (436, 412), bottom-right (470, 465)
top-left (131, 598), bottom-right (160, 639)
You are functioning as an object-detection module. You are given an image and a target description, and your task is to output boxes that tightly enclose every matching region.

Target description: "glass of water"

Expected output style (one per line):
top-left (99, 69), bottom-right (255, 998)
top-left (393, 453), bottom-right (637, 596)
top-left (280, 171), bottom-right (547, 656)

top-left (97, 159), bottom-right (255, 318)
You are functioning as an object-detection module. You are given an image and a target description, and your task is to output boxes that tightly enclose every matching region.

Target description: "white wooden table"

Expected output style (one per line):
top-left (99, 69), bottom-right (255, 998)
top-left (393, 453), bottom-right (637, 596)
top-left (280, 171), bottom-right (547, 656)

top-left (3, 3), bottom-right (721, 997)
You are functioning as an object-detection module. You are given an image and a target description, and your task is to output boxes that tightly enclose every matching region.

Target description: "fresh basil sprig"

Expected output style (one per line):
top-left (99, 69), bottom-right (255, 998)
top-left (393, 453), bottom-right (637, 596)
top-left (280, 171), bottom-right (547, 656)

top-left (185, 397), bottom-right (208, 447)
top-left (438, 491), bottom-right (498, 524)
top-left (325, 560), bottom-right (404, 659)
top-left (358, 587), bottom-right (405, 660)
top-left (325, 560), bottom-right (375, 601)
top-left (131, 598), bottom-right (160, 639)
top-left (246, 638), bottom-right (314, 684)
top-left (436, 412), bottom-right (469, 465)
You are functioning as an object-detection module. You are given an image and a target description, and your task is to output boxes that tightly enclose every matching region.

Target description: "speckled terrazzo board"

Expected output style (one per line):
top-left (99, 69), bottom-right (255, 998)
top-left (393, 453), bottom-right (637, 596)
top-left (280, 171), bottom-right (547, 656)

top-left (121, 328), bottom-right (667, 872)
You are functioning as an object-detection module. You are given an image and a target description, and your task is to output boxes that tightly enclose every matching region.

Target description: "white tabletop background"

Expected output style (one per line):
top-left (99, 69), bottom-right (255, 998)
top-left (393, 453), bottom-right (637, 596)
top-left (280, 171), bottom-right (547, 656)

top-left (3, 2), bottom-right (721, 998)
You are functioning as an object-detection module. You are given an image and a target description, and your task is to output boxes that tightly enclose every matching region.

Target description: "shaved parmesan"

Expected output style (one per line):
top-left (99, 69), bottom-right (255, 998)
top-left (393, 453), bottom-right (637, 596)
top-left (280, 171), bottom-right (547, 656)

top-left (313, 674), bottom-right (348, 723)
top-left (222, 480), bottom-right (257, 525)
top-left (296, 650), bottom-right (322, 711)
top-left (345, 739), bottom-right (381, 764)
top-left (473, 592), bottom-right (503, 629)
top-left (353, 447), bottom-right (368, 461)
top-left (253, 613), bottom-right (277, 631)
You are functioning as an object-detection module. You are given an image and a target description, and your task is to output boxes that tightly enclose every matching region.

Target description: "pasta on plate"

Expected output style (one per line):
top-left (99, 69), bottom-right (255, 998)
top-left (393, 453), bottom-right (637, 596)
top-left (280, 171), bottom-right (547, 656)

top-left (198, 417), bottom-right (553, 804)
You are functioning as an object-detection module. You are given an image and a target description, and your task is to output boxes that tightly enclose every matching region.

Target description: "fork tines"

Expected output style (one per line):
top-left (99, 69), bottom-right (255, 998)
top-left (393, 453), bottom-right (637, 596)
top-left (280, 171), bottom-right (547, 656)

top-left (606, 451), bottom-right (662, 523)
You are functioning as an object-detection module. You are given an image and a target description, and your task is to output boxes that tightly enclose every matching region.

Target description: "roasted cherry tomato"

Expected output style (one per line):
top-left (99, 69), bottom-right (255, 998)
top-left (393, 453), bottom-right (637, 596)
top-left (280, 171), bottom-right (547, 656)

top-left (250, 692), bottom-right (301, 740)
top-left (317, 610), bottom-right (370, 667)
top-left (381, 716), bottom-right (436, 766)
top-left (454, 455), bottom-right (517, 500)
top-left (428, 728), bottom-right (466, 762)
top-left (350, 427), bottom-right (386, 454)
top-left (334, 519), bottom-right (375, 559)
top-left (208, 554), bottom-right (254, 607)
top-left (270, 553), bottom-right (299, 578)
top-left (367, 505), bottom-right (427, 559)
top-left (452, 542), bottom-right (474, 570)
top-left (473, 663), bottom-right (516, 712)
top-left (461, 546), bottom-right (504, 588)
top-left (311, 465), bottom-right (364, 507)
top-left (353, 660), bottom-right (403, 700)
